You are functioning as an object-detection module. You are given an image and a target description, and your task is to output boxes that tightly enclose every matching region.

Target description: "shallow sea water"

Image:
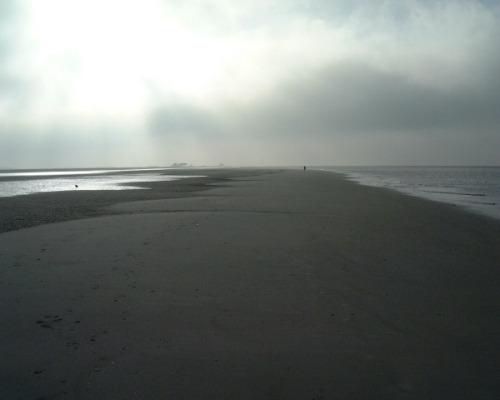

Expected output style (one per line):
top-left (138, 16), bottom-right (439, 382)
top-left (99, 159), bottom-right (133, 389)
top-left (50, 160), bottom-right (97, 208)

top-left (319, 166), bottom-right (500, 221)
top-left (0, 168), bottom-right (197, 198)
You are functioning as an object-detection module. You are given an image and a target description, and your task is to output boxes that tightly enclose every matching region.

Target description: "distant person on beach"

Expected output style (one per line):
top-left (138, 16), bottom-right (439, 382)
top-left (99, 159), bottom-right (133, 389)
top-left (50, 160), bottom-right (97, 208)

top-left (303, 166), bottom-right (306, 171)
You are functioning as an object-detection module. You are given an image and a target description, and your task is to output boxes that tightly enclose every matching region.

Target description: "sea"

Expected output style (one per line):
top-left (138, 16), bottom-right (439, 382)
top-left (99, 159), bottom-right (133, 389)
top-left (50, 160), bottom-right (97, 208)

top-left (0, 168), bottom-right (197, 198)
top-left (318, 166), bottom-right (500, 221)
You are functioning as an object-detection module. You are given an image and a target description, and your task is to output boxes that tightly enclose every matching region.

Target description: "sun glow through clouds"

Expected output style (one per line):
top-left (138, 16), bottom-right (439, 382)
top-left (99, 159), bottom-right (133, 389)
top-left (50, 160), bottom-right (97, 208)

top-left (1, 0), bottom-right (499, 168)
top-left (27, 0), bottom-right (237, 116)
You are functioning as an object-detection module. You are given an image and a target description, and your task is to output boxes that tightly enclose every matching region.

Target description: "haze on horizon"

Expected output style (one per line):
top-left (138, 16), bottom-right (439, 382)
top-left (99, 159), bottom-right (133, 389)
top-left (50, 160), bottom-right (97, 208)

top-left (1, 0), bottom-right (499, 168)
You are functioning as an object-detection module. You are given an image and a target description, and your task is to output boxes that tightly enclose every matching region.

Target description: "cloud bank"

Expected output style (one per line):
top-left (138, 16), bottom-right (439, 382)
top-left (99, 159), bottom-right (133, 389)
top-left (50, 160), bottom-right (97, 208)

top-left (1, 0), bottom-right (499, 167)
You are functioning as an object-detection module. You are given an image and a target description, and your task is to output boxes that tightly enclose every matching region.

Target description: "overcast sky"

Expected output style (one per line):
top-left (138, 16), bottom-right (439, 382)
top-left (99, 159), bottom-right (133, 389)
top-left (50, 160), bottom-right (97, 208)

top-left (1, 0), bottom-right (499, 168)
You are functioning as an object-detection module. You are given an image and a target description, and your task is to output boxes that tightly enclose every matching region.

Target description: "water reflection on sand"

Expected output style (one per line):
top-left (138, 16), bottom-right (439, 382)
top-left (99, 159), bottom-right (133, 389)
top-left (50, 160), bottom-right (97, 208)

top-left (0, 169), bottom-right (201, 197)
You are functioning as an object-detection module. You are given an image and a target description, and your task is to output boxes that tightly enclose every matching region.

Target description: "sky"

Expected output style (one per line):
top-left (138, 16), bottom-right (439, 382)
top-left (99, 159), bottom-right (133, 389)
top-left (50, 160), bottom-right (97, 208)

top-left (1, 0), bottom-right (499, 168)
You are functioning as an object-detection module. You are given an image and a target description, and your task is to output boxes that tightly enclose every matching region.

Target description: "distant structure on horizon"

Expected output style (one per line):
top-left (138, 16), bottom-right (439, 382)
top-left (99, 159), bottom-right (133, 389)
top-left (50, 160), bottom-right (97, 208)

top-left (170, 163), bottom-right (188, 167)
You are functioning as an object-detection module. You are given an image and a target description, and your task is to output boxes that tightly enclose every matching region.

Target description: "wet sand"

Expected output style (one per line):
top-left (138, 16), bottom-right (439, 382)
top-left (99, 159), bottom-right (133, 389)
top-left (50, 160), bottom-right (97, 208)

top-left (1, 168), bottom-right (499, 399)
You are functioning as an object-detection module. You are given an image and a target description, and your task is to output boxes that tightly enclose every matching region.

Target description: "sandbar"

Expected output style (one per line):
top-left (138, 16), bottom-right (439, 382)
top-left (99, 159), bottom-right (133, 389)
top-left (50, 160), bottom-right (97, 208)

top-left (1, 168), bottom-right (499, 399)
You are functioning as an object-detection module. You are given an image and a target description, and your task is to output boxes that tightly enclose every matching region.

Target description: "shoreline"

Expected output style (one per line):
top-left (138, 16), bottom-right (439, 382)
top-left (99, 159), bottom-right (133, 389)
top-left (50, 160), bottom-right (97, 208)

top-left (0, 168), bottom-right (280, 233)
top-left (1, 169), bottom-right (499, 399)
top-left (2, 166), bottom-right (499, 234)
top-left (315, 166), bottom-right (500, 222)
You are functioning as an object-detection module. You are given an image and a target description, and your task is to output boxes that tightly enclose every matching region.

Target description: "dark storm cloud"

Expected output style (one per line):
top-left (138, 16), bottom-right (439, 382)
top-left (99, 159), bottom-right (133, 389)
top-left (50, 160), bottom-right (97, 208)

top-left (144, 0), bottom-right (500, 145)
top-left (147, 48), bottom-right (500, 142)
top-left (240, 60), bottom-right (500, 138)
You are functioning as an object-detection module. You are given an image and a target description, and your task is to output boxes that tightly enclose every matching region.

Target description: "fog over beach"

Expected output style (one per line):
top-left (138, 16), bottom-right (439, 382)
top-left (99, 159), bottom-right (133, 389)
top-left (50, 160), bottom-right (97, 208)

top-left (1, 0), bottom-right (500, 398)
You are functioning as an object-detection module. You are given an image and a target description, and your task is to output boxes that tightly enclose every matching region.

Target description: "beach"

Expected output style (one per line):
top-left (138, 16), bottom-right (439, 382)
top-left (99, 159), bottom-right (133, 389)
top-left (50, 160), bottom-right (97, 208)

top-left (1, 168), bottom-right (499, 399)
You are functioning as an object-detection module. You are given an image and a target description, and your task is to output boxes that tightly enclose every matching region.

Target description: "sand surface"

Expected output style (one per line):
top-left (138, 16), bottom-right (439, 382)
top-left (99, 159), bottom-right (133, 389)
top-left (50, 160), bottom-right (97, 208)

top-left (1, 169), bottom-right (499, 399)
